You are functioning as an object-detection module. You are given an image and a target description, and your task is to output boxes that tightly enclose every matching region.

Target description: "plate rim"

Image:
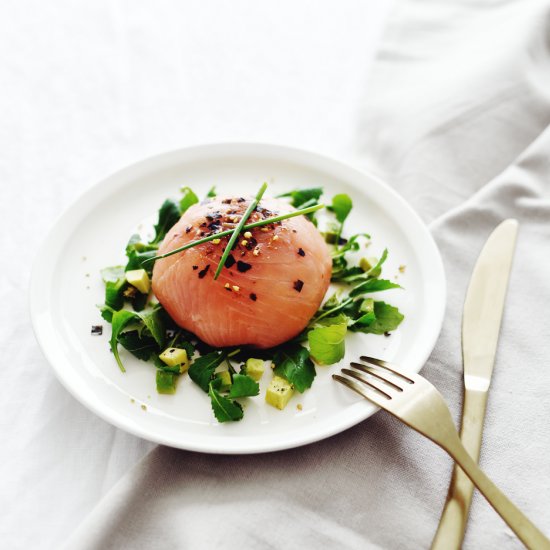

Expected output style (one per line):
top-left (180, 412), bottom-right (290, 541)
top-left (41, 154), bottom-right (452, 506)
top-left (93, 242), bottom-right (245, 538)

top-left (30, 142), bottom-right (446, 454)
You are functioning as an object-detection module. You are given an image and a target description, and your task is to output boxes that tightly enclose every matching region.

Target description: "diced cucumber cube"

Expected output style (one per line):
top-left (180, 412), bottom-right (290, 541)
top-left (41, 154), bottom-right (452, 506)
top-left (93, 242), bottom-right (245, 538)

top-left (125, 269), bottom-right (151, 294)
top-left (265, 376), bottom-right (294, 410)
top-left (244, 358), bottom-right (264, 381)
top-left (156, 370), bottom-right (177, 394)
top-left (159, 347), bottom-right (189, 370)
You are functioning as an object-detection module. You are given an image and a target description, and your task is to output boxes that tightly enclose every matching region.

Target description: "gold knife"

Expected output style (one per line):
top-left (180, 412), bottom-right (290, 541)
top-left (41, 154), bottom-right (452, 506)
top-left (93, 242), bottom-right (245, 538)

top-left (432, 219), bottom-right (519, 549)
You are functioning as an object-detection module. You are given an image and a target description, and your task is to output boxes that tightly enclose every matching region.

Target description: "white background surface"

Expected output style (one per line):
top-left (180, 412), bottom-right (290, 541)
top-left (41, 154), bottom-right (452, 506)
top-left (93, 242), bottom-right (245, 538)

top-left (0, 1), bottom-right (393, 548)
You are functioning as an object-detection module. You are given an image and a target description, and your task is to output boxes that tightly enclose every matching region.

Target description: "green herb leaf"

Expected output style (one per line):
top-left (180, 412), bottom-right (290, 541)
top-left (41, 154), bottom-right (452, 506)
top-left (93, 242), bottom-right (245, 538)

top-left (209, 384), bottom-right (244, 422)
top-left (99, 305), bottom-right (115, 323)
top-left (332, 233), bottom-right (370, 259)
top-left (332, 247), bottom-right (388, 283)
top-left (329, 193), bottom-right (353, 224)
top-left (179, 186), bottom-right (199, 214)
top-left (117, 330), bottom-right (158, 361)
top-left (308, 321), bottom-right (347, 365)
top-left (125, 249), bottom-right (158, 274)
top-left (130, 292), bottom-right (148, 312)
top-left (101, 266), bottom-right (125, 283)
top-left (125, 235), bottom-right (159, 274)
top-left (206, 186), bottom-right (217, 198)
top-left (273, 344), bottom-right (316, 393)
top-left (125, 234), bottom-right (158, 255)
top-left (150, 199), bottom-right (181, 245)
top-left (349, 278), bottom-right (402, 298)
top-left (110, 310), bottom-right (141, 372)
top-left (367, 248), bottom-right (388, 277)
top-left (353, 298), bottom-right (376, 326)
top-left (105, 278), bottom-right (127, 310)
top-left (351, 301), bottom-right (404, 335)
top-left (311, 295), bottom-right (354, 326)
top-left (228, 374), bottom-right (260, 398)
top-left (330, 266), bottom-right (363, 282)
top-left (315, 313), bottom-right (352, 327)
top-left (188, 351), bottom-right (226, 392)
top-left (139, 308), bottom-right (165, 348)
top-left (278, 187), bottom-right (323, 208)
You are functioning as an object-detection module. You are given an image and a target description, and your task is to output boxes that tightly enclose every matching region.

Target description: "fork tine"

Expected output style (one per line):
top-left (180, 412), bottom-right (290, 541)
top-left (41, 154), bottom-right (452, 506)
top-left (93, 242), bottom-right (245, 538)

top-left (333, 374), bottom-right (389, 408)
top-left (359, 355), bottom-right (415, 384)
top-left (340, 368), bottom-right (392, 399)
top-left (350, 362), bottom-right (403, 392)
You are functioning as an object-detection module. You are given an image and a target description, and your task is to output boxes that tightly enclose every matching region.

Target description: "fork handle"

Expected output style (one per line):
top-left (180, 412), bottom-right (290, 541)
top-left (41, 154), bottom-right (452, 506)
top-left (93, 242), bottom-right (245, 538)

top-left (444, 437), bottom-right (550, 549)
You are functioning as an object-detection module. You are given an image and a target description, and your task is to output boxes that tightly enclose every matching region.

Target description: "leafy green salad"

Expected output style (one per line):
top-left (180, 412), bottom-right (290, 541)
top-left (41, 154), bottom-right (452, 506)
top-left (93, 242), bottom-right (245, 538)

top-left (98, 185), bottom-right (404, 422)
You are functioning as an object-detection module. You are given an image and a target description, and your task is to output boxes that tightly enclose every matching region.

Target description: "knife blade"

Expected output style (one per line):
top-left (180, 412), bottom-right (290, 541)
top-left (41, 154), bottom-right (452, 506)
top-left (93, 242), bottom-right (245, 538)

top-left (431, 218), bottom-right (519, 550)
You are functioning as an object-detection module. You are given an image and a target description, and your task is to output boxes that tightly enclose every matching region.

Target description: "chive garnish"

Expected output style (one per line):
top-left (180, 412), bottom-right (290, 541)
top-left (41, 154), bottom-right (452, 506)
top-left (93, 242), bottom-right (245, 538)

top-left (142, 202), bottom-right (325, 265)
top-left (213, 183), bottom-right (267, 280)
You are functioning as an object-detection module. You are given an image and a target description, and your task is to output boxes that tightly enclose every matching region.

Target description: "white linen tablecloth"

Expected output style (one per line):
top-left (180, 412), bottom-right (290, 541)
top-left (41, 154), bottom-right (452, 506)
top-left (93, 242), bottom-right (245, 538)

top-left (2, 1), bottom-right (550, 549)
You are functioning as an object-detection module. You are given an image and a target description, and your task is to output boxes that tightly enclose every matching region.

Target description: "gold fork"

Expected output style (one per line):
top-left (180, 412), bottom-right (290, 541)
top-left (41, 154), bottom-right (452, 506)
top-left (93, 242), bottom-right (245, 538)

top-left (334, 356), bottom-right (550, 549)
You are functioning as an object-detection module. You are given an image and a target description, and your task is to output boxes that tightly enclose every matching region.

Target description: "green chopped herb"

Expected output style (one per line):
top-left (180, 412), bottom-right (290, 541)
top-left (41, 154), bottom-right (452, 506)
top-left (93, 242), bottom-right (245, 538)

top-left (351, 301), bottom-right (404, 335)
top-left (188, 351), bottom-right (226, 393)
top-left (140, 308), bottom-right (165, 348)
top-left (117, 330), bottom-right (158, 361)
top-left (179, 186), bottom-right (199, 214)
top-left (349, 278), bottom-right (401, 298)
top-left (104, 277), bottom-right (127, 310)
top-left (273, 344), bottom-right (316, 393)
top-left (228, 374), bottom-right (260, 398)
top-left (109, 310), bottom-right (141, 372)
top-left (328, 193), bottom-right (353, 224)
top-left (209, 383), bottom-right (244, 422)
top-left (277, 187), bottom-right (323, 208)
top-left (308, 321), bottom-right (347, 365)
top-left (150, 199), bottom-right (181, 245)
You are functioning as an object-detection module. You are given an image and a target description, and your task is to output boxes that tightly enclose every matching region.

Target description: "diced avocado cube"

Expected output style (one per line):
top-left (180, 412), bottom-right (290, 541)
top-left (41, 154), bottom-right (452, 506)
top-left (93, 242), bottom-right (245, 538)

top-left (265, 376), bottom-right (294, 410)
top-left (324, 231), bottom-right (338, 244)
top-left (125, 269), bottom-right (151, 294)
top-left (156, 370), bottom-right (177, 394)
top-left (216, 370), bottom-right (232, 390)
top-left (159, 347), bottom-right (189, 371)
top-left (245, 358), bottom-right (265, 381)
top-left (359, 298), bottom-right (374, 314)
top-left (323, 222), bottom-right (341, 244)
top-left (359, 257), bottom-right (381, 277)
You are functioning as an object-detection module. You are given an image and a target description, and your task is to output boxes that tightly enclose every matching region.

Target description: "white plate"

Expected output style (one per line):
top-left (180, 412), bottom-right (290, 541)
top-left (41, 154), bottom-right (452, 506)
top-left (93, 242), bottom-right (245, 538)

top-left (30, 143), bottom-right (445, 454)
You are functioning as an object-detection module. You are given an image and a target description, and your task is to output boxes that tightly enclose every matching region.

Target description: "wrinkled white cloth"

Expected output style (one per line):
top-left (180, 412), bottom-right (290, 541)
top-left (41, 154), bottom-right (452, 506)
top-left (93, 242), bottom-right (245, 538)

top-left (3, 0), bottom-right (550, 549)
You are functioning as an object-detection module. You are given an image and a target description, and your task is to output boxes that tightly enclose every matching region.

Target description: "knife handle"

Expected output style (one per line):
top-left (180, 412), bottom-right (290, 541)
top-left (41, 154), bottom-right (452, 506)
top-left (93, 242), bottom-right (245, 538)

top-left (431, 389), bottom-right (488, 550)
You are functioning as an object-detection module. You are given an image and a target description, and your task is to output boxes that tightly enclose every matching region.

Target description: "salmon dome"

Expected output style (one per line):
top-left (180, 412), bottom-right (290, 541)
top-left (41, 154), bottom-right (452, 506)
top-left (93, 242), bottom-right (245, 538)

top-left (152, 195), bottom-right (332, 349)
